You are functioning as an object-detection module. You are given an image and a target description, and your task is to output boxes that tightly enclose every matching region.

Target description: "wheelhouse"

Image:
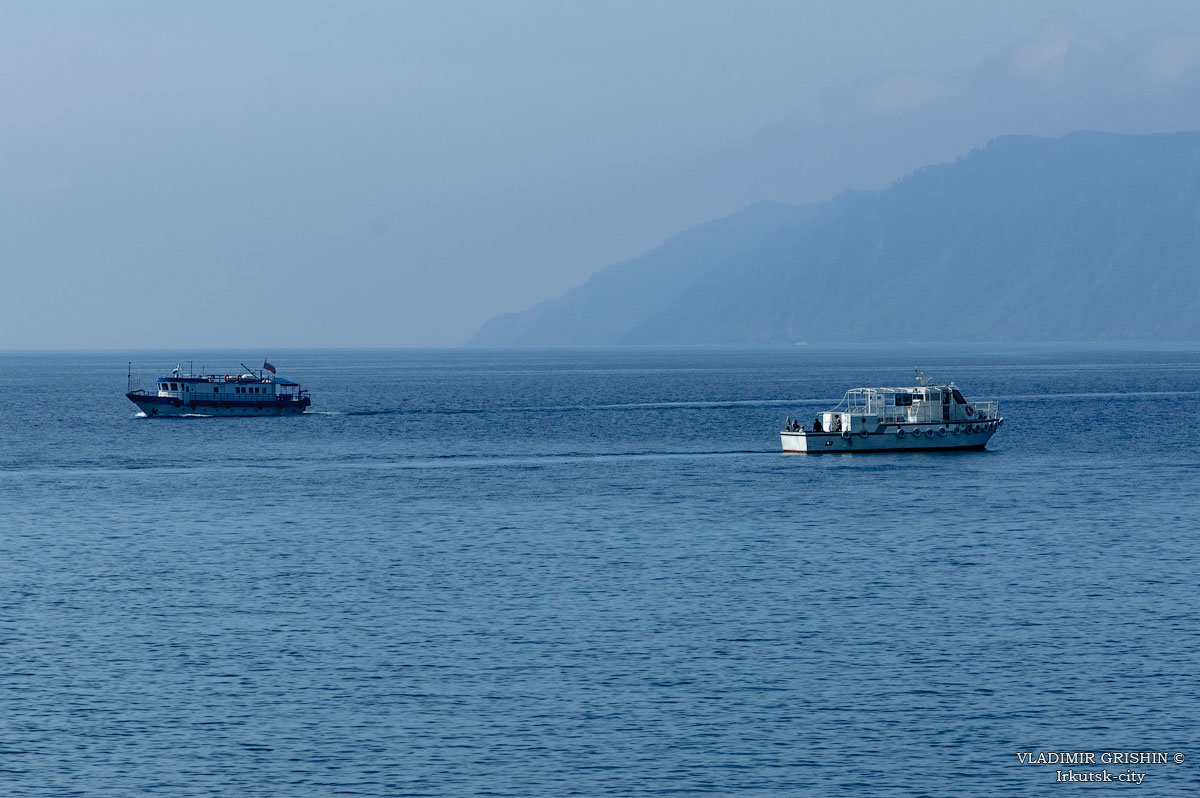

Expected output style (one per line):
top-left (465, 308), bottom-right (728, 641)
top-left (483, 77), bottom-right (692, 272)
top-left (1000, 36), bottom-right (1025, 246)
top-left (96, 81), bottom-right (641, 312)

top-left (809, 373), bottom-right (998, 435)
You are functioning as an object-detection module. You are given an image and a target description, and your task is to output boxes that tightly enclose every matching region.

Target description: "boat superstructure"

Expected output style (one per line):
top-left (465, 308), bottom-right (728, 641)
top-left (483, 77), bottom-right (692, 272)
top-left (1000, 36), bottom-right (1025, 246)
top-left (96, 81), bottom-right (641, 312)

top-left (781, 370), bottom-right (1002, 453)
top-left (126, 361), bottom-right (311, 417)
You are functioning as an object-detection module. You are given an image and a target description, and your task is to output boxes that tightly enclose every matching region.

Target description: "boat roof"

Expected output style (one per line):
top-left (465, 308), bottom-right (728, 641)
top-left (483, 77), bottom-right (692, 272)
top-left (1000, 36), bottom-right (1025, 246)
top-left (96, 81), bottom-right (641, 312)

top-left (158, 374), bottom-right (297, 385)
top-left (847, 383), bottom-right (957, 393)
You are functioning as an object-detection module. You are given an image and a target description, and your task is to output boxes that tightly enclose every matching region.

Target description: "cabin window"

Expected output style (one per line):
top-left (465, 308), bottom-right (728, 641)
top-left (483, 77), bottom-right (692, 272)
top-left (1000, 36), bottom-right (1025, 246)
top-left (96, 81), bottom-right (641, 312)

top-left (952, 389), bottom-right (966, 404)
top-left (214, 386), bottom-right (219, 392)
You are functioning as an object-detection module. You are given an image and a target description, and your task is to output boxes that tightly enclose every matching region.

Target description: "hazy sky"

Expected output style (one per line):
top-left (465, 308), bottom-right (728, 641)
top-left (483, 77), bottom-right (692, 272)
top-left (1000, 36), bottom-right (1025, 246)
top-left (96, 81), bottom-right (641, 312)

top-left (6, 1), bottom-right (1200, 348)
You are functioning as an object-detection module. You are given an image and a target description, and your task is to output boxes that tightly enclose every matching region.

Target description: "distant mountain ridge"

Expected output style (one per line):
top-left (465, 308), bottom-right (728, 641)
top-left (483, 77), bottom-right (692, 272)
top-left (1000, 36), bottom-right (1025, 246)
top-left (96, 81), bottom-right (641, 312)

top-left (470, 131), bottom-right (1200, 345)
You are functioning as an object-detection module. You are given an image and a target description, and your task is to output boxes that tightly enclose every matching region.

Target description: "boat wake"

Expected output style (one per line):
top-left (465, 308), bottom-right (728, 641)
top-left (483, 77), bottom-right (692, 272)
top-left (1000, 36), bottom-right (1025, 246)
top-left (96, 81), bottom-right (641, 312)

top-left (333, 398), bottom-right (837, 418)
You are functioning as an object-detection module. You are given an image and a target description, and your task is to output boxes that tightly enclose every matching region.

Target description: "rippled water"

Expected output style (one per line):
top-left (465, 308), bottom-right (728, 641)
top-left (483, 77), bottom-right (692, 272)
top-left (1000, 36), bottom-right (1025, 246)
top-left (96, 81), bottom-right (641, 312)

top-left (2, 347), bottom-right (1198, 795)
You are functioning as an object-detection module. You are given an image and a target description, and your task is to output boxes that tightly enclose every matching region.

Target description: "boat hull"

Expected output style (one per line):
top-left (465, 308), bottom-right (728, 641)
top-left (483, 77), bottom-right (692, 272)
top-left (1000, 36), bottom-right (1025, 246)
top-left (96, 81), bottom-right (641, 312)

top-left (127, 393), bottom-right (310, 417)
top-left (782, 420), bottom-right (1001, 453)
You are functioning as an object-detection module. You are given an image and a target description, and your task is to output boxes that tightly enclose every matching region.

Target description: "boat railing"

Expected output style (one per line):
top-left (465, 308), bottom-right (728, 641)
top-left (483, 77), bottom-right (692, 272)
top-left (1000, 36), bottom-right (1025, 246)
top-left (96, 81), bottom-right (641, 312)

top-left (971, 401), bottom-right (999, 419)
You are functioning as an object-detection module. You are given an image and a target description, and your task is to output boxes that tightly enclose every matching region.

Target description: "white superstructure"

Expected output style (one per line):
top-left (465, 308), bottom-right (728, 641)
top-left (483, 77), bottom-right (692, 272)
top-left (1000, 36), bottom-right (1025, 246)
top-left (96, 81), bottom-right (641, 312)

top-left (781, 370), bottom-right (1002, 453)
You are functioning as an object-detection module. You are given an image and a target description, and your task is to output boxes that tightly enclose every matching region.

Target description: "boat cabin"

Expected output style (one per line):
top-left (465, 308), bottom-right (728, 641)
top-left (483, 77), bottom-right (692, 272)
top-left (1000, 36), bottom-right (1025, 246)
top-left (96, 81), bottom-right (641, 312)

top-left (155, 373), bottom-right (284, 400)
top-left (818, 383), bottom-right (997, 432)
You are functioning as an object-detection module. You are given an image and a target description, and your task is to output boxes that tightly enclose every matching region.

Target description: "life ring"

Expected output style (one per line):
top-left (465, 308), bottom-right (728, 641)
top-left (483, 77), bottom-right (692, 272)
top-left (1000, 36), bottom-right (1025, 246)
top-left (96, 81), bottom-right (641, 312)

top-left (276, 401), bottom-right (284, 410)
top-left (841, 430), bottom-right (850, 439)
top-left (925, 429), bottom-right (935, 438)
top-left (939, 427), bottom-right (947, 436)
top-left (172, 399), bottom-right (182, 407)
top-left (952, 427), bottom-right (960, 435)
top-left (860, 429), bottom-right (869, 437)
top-left (965, 405), bottom-right (974, 415)
top-left (256, 403), bottom-right (263, 410)
top-left (896, 428), bottom-right (905, 437)
top-left (189, 401), bottom-right (196, 410)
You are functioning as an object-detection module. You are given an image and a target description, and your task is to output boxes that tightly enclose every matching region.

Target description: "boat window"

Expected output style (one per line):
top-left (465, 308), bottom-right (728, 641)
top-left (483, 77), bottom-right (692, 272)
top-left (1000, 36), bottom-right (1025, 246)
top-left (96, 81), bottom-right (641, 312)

top-left (952, 389), bottom-right (966, 404)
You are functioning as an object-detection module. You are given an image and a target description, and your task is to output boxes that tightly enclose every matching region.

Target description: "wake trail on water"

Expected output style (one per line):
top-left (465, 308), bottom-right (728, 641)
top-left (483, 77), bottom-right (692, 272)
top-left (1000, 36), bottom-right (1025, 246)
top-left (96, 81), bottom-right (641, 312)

top-left (330, 398), bottom-right (836, 417)
top-left (15, 448), bottom-right (780, 477)
top-left (133, 390), bottom-right (1196, 423)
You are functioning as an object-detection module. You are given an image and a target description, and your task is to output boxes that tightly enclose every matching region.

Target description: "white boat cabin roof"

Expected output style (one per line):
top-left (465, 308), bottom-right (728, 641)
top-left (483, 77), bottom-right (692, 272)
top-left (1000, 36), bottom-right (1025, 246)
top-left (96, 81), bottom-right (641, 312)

top-left (157, 374), bottom-right (298, 386)
top-left (841, 383), bottom-right (965, 399)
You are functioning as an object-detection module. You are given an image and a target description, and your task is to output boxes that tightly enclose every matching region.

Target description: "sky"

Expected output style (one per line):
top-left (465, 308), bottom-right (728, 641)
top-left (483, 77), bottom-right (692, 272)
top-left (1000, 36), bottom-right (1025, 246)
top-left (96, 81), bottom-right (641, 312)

top-left (6, 1), bottom-right (1200, 348)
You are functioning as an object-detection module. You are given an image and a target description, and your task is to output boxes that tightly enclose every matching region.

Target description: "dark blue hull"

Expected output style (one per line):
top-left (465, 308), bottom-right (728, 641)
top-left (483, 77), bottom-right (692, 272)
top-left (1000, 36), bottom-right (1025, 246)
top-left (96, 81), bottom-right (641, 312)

top-left (127, 392), bottom-right (311, 417)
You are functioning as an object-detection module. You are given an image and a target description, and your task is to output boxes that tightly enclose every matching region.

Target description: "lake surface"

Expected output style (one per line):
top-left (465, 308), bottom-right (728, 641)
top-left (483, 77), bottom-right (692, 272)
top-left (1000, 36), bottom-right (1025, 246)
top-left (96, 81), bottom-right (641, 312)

top-left (2, 347), bottom-right (1198, 796)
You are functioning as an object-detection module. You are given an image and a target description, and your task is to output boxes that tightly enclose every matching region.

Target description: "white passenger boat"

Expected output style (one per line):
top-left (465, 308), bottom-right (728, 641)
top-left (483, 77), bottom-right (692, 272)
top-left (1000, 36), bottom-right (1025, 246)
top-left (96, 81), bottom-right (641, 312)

top-left (126, 361), bottom-right (311, 417)
top-left (782, 370), bottom-right (1002, 453)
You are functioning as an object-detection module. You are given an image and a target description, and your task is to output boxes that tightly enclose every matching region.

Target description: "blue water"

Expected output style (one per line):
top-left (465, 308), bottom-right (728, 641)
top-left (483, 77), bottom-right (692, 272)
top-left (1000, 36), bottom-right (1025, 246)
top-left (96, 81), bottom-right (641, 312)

top-left (2, 347), bottom-right (1198, 796)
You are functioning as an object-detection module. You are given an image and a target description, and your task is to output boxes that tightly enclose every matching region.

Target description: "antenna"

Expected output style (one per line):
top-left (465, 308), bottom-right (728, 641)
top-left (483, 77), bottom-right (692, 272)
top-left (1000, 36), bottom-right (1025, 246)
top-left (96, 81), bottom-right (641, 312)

top-left (240, 362), bottom-right (257, 378)
top-left (914, 368), bottom-right (930, 386)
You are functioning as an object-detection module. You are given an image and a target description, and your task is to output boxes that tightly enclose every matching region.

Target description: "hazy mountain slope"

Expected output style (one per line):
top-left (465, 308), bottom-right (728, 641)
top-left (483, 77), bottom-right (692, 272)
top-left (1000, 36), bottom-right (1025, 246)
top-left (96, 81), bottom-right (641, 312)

top-left (473, 131), bottom-right (1200, 345)
top-left (468, 202), bottom-right (803, 346)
